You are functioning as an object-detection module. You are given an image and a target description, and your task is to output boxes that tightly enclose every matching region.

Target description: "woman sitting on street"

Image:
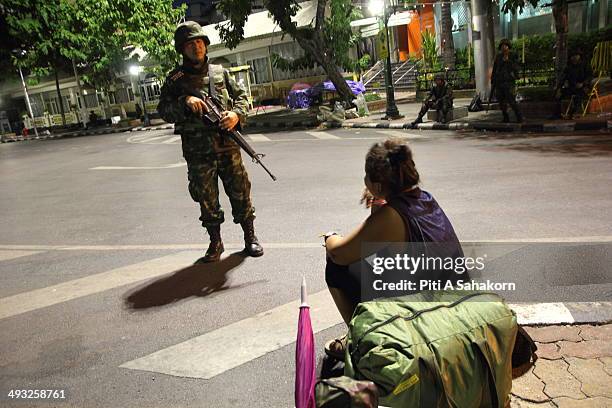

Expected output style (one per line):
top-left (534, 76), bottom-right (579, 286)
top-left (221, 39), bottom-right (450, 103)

top-left (323, 138), bottom-right (464, 359)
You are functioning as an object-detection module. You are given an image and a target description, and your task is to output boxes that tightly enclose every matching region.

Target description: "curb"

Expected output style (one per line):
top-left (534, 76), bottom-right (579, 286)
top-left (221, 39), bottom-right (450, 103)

top-left (343, 121), bottom-right (609, 132)
top-left (245, 120), bottom-right (320, 131)
top-left (510, 302), bottom-right (612, 326)
top-left (129, 125), bottom-right (175, 132)
top-left (1, 127), bottom-right (133, 143)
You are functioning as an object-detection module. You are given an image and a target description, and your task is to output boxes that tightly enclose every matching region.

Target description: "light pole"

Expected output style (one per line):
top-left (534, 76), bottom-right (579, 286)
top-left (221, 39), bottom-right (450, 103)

top-left (370, 0), bottom-right (403, 120)
top-left (17, 66), bottom-right (39, 138)
top-left (129, 65), bottom-right (150, 127)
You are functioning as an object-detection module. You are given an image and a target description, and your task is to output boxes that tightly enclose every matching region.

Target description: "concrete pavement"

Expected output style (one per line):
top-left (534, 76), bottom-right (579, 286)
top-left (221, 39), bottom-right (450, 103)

top-left (1, 127), bottom-right (611, 407)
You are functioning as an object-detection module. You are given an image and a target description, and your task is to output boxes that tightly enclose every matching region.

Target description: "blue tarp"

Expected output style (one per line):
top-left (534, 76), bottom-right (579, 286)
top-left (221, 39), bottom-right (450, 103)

top-left (286, 80), bottom-right (365, 109)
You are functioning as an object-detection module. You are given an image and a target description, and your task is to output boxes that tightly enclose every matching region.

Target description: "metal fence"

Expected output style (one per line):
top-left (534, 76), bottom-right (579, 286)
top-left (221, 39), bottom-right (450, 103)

top-left (416, 63), bottom-right (556, 92)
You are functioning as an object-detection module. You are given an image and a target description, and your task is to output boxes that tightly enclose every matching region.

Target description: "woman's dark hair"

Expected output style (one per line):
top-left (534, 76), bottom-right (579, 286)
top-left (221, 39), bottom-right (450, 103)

top-left (365, 138), bottom-right (420, 194)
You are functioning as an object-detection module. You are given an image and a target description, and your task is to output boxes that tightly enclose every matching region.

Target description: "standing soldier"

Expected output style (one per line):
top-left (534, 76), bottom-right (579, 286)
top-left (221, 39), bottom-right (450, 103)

top-left (410, 73), bottom-right (453, 127)
top-left (491, 39), bottom-right (523, 123)
top-left (157, 21), bottom-right (263, 262)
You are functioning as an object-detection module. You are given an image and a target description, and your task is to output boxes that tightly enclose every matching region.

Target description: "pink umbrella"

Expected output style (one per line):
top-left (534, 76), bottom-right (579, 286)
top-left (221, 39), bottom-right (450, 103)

top-left (295, 277), bottom-right (316, 408)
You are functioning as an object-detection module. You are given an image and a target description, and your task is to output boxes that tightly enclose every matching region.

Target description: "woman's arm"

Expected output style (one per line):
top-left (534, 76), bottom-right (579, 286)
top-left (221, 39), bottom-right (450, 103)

top-left (326, 205), bottom-right (406, 265)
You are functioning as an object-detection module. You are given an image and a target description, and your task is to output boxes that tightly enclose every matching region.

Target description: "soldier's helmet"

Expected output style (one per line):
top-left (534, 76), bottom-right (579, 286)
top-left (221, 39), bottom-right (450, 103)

top-left (434, 73), bottom-right (446, 82)
top-left (174, 21), bottom-right (211, 53)
top-left (498, 38), bottom-right (512, 50)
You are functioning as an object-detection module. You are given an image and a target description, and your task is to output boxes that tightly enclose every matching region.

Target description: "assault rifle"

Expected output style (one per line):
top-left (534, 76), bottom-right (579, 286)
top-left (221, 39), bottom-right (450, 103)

top-left (191, 90), bottom-right (277, 181)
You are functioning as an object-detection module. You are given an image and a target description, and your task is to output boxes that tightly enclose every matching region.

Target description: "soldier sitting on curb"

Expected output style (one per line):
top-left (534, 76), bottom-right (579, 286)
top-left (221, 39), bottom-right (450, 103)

top-left (410, 74), bottom-right (453, 127)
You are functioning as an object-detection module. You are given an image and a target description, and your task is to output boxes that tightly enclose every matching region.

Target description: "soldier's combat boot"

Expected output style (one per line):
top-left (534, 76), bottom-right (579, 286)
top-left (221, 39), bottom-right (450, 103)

top-left (502, 111), bottom-right (510, 123)
top-left (410, 117), bottom-right (423, 128)
top-left (241, 218), bottom-right (263, 257)
top-left (201, 225), bottom-right (224, 263)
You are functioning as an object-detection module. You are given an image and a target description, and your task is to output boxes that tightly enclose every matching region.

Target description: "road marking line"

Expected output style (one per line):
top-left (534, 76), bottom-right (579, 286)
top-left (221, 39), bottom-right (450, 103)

top-left (120, 289), bottom-right (342, 379)
top-left (0, 251), bottom-right (201, 320)
top-left (376, 130), bottom-right (427, 139)
top-left (89, 162), bottom-right (186, 170)
top-left (247, 133), bottom-right (271, 142)
top-left (0, 243), bottom-right (323, 251)
top-left (136, 135), bottom-right (175, 143)
top-left (2, 237), bottom-right (612, 252)
top-left (0, 250), bottom-right (42, 262)
top-left (306, 131), bottom-right (341, 140)
top-left (161, 136), bottom-right (181, 144)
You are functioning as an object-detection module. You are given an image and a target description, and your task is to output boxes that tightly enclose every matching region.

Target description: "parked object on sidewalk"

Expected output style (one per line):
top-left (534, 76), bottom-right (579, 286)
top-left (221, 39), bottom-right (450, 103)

top-left (318, 102), bottom-right (346, 125)
top-left (344, 291), bottom-right (517, 407)
top-left (353, 93), bottom-right (370, 117)
top-left (468, 94), bottom-right (484, 112)
top-left (315, 376), bottom-right (379, 408)
top-left (296, 277), bottom-right (316, 408)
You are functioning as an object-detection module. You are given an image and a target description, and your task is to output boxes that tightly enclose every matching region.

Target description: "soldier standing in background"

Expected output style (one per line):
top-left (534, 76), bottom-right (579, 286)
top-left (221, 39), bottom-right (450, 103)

top-left (491, 39), bottom-right (523, 123)
top-left (157, 21), bottom-right (263, 263)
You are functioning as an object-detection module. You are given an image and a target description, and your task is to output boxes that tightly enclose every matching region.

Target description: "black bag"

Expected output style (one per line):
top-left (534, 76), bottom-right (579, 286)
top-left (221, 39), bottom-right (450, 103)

top-left (468, 94), bottom-right (484, 112)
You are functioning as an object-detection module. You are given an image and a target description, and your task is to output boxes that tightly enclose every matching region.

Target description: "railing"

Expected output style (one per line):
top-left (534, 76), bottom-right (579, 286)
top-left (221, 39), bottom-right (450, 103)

top-left (392, 59), bottom-right (411, 76)
top-left (394, 64), bottom-right (417, 85)
top-left (416, 63), bottom-right (556, 92)
top-left (363, 60), bottom-right (384, 86)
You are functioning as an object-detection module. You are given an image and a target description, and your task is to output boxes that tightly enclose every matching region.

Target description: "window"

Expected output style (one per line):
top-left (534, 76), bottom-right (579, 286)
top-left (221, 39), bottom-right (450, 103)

top-left (247, 57), bottom-right (271, 84)
top-left (84, 93), bottom-right (99, 108)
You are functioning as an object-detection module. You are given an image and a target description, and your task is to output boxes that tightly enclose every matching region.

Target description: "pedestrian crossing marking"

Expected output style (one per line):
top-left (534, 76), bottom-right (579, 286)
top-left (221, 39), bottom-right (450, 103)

top-left (0, 251), bottom-right (201, 320)
top-left (0, 250), bottom-right (42, 262)
top-left (377, 130), bottom-right (427, 139)
top-left (120, 288), bottom-right (342, 379)
top-left (247, 133), bottom-right (271, 142)
top-left (90, 162), bottom-right (187, 170)
top-left (306, 131), bottom-right (341, 140)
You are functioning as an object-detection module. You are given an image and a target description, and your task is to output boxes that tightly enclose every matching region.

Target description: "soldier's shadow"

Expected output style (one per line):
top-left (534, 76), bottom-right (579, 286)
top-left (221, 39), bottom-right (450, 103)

top-left (124, 252), bottom-right (259, 310)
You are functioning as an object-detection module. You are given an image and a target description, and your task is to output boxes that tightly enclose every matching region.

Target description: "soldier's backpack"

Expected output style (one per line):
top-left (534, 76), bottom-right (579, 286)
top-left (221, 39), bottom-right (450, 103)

top-left (342, 291), bottom-right (518, 408)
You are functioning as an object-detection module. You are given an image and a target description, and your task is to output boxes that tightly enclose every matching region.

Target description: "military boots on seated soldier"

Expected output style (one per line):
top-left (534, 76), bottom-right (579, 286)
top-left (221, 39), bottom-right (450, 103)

top-left (551, 49), bottom-right (593, 120)
top-left (410, 74), bottom-right (453, 127)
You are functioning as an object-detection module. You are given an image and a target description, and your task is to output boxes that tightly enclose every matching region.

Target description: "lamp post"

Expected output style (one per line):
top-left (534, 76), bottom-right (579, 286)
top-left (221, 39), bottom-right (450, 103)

top-left (129, 65), bottom-right (150, 127)
top-left (370, 0), bottom-right (403, 120)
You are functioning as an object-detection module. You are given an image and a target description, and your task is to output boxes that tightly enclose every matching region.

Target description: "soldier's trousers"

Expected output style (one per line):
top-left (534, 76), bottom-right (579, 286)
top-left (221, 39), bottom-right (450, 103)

top-left (495, 85), bottom-right (522, 119)
top-left (186, 150), bottom-right (255, 227)
top-left (554, 87), bottom-right (586, 117)
top-left (417, 99), bottom-right (452, 122)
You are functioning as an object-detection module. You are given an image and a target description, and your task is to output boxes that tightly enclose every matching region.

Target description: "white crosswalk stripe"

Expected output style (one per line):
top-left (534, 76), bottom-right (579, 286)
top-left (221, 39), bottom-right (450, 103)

top-left (246, 133), bottom-right (271, 142)
top-left (305, 131), bottom-right (341, 140)
top-left (121, 288), bottom-right (342, 379)
top-left (0, 251), bottom-right (200, 320)
top-left (376, 130), bottom-right (428, 139)
top-left (0, 250), bottom-right (42, 262)
top-left (161, 136), bottom-right (181, 144)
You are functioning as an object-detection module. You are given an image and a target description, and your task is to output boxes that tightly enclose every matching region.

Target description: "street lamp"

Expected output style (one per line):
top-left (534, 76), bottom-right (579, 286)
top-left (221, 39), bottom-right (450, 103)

top-left (129, 65), bottom-right (150, 127)
top-left (370, 0), bottom-right (403, 120)
top-left (12, 49), bottom-right (40, 138)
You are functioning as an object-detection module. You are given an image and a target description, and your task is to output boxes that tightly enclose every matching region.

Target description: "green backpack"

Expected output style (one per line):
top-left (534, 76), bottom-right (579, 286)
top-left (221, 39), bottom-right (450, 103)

top-left (344, 291), bottom-right (517, 408)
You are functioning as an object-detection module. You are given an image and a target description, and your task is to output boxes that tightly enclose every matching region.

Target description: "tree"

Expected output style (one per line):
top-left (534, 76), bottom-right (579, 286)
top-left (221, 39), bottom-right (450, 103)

top-left (1, 0), bottom-right (184, 123)
top-left (502, 0), bottom-right (568, 86)
top-left (216, 0), bottom-right (360, 104)
top-left (440, 1), bottom-right (455, 69)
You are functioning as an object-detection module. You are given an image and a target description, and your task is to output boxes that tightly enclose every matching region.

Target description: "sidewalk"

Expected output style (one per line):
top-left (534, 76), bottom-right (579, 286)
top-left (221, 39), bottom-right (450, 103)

top-left (244, 93), bottom-right (610, 133)
top-left (511, 323), bottom-right (611, 407)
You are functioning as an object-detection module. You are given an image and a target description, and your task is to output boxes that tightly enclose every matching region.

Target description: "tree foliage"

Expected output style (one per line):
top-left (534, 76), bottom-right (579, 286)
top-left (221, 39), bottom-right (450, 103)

top-left (0, 0), bottom-right (185, 88)
top-left (216, 0), bottom-right (364, 104)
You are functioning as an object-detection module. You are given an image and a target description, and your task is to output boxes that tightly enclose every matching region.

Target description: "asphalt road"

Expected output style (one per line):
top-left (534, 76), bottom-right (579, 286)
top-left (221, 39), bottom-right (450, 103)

top-left (0, 126), bottom-right (611, 407)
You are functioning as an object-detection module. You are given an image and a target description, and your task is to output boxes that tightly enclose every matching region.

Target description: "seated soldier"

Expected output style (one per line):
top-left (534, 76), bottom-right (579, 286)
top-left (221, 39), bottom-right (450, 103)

top-left (552, 49), bottom-right (593, 119)
top-left (411, 73), bottom-right (453, 127)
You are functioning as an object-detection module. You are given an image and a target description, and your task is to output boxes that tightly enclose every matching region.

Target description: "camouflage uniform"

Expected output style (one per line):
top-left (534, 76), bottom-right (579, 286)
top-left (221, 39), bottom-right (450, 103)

top-left (491, 39), bottom-right (523, 122)
top-left (412, 74), bottom-right (453, 125)
top-left (157, 63), bottom-right (254, 227)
